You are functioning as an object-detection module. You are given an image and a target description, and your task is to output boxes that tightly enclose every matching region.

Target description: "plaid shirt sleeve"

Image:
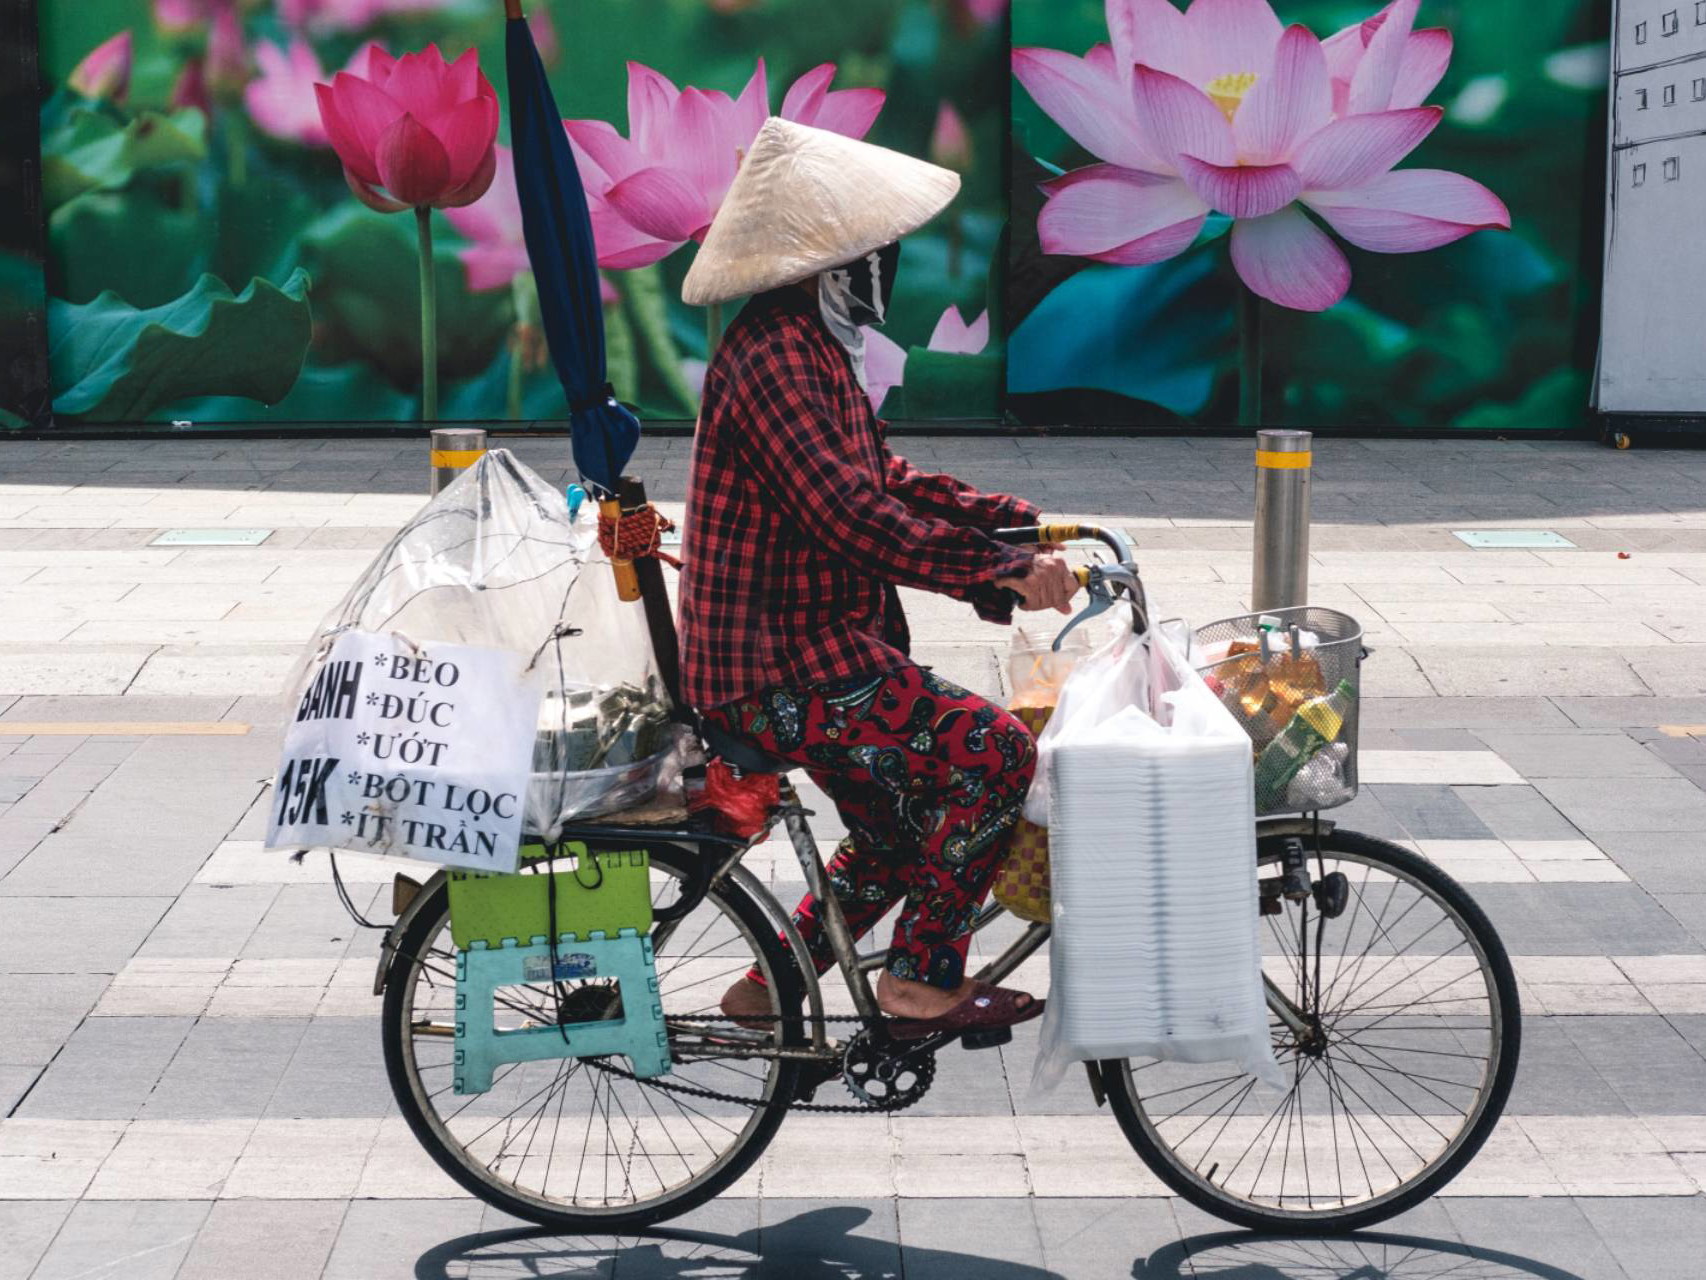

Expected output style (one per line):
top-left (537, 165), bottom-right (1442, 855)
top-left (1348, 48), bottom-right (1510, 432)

top-left (729, 326), bottom-right (1034, 596)
top-left (883, 449), bottom-right (1043, 531)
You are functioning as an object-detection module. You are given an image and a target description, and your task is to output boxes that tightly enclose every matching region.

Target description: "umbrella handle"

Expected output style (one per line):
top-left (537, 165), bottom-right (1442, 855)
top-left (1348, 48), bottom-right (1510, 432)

top-left (504, 0), bottom-right (523, 18)
top-left (599, 495), bottom-right (643, 603)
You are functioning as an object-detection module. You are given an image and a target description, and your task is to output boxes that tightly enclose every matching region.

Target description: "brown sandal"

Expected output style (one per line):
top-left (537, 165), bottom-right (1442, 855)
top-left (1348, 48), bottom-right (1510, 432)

top-left (885, 980), bottom-right (1044, 1042)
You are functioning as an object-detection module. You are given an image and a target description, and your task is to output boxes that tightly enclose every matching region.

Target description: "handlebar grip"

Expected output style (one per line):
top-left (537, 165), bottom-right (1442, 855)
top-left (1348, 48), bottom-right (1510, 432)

top-left (1073, 565), bottom-right (1093, 588)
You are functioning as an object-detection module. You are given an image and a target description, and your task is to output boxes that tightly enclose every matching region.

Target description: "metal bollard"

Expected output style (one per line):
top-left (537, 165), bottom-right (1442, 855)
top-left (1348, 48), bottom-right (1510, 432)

top-left (1251, 429), bottom-right (1312, 612)
top-left (429, 428), bottom-right (487, 495)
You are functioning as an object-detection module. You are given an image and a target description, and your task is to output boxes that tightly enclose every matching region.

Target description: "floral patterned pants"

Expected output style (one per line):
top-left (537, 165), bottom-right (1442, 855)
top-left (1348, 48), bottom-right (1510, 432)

top-left (704, 662), bottom-right (1038, 989)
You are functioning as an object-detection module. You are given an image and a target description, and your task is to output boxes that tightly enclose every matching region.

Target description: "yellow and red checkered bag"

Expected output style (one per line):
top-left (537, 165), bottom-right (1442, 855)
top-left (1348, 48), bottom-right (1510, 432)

top-left (993, 703), bottom-right (1054, 922)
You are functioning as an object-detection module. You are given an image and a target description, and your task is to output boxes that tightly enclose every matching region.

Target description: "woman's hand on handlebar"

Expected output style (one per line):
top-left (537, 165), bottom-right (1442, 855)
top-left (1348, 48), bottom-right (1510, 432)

top-left (996, 552), bottom-right (1080, 615)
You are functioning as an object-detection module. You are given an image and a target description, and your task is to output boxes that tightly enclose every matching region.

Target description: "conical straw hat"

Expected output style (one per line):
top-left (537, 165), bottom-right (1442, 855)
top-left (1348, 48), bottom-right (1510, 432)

top-left (681, 117), bottom-right (960, 307)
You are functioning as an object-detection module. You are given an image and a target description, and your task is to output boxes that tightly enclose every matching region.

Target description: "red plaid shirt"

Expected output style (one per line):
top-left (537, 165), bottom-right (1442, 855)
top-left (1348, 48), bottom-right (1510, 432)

top-left (679, 288), bottom-right (1041, 709)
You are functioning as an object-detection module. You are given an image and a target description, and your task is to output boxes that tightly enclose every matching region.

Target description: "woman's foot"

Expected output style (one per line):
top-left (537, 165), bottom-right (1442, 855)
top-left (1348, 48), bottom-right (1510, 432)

top-left (876, 970), bottom-right (976, 1020)
top-left (720, 976), bottom-right (774, 1030)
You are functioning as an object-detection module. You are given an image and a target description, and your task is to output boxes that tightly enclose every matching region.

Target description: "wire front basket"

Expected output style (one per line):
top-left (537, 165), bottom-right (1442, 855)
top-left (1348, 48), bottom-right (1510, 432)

top-left (1192, 606), bottom-right (1365, 817)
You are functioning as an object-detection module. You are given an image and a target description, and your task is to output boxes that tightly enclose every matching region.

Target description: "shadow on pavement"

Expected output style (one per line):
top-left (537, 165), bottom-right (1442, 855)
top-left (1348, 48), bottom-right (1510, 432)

top-left (412, 1204), bottom-right (1065, 1278)
top-left (414, 1209), bottom-right (1590, 1279)
top-left (1138, 1230), bottom-right (1590, 1279)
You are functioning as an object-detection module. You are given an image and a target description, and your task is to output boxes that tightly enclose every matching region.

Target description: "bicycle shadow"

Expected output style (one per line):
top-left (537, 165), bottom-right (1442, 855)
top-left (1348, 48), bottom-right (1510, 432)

top-left (412, 1204), bottom-right (1067, 1278)
top-left (414, 1211), bottom-right (1589, 1280)
top-left (1135, 1229), bottom-right (1591, 1280)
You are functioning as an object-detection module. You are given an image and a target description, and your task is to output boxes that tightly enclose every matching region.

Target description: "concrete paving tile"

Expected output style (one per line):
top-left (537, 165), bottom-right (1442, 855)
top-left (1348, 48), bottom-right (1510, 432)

top-left (0, 973), bottom-right (109, 1066)
top-left (1359, 750), bottom-right (1525, 785)
top-left (1575, 1196), bottom-right (1706, 1280)
top-left (1365, 784), bottom-right (1495, 840)
top-left (16, 1017), bottom-right (194, 1121)
top-left (267, 1016), bottom-right (392, 1119)
top-left (175, 1199), bottom-right (345, 1280)
top-left (0, 645), bottom-right (155, 696)
top-left (1556, 696), bottom-right (1706, 728)
top-left (1657, 894), bottom-right (1706, 948)
top-left (127, 644), bottom-right (300, 696)
top-left (1534, 776), bottom-right (1706, 833)
top-left (354, 1115), bottom-right (466, 1198)
top-left (142, 1016), bottom-right (311, 1120)
top-left (134, 883), bottom-right (277, 957)
top-left (0, 897), bottom-right (170, 973)
top-left (0, 1199), bottom-right (73, 1279)
top-left (85, 1117), bottom-right (253, 1199)
top-left (1411, 647), bottom-right (1648, 698)
top-left (225, 1116), bottom-right (382, 1199)
top-left (1476, 731), bottom-right (1683, 779)
top-left (320, 1198), bottom-right (488, 1280)
top-left (240, 882), bottom-right (385, 959)
top-left (1442, 1198), bottom-right (1631, 1280)
top-left (1559, 1017), bottom-right (1706, 1114)
top-left (1471, 884), bottom-right (1704, 955)
top-left (29, 1199), bottom-right (210, 1280)
top-left (1455, 784), bottom-right (1584, 841)
top-left (0, 1119), bottom-right (127, 1198)
top-left (1505, 1018), bottom-right (1629, 1116)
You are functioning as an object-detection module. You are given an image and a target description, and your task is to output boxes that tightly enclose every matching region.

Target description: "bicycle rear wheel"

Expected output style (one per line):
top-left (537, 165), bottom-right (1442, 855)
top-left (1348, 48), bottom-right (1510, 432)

top-left (381, 843), bottom-right (804, 1232)
top-left (1103, 829), bottom-right (1520, 1233)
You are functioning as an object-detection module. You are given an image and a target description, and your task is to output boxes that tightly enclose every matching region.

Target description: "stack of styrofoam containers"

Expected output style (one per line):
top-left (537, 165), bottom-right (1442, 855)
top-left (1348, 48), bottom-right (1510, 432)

top-left (1030, 637), bottom-right (1283, 1093)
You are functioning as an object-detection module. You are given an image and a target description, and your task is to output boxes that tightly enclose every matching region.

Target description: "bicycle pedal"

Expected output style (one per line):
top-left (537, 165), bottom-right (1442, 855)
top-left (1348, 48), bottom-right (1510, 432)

top-left (960, 1025), bottom-right (1012, 1050)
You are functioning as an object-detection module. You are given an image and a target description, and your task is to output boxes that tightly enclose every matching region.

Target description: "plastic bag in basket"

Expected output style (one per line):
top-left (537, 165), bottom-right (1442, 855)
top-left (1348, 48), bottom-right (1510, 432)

top-left (991, 627), bottom-right (1091, 924)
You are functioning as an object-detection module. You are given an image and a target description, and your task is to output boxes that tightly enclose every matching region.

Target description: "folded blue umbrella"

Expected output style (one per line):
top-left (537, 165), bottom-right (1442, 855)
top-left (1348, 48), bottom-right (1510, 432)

top-left (504, 13), bottom-right (641, 497)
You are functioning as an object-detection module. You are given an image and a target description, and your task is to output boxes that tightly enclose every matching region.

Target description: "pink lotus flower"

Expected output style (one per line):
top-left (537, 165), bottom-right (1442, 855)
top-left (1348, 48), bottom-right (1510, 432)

top-left (315, 43), bottom-right (499, 211)
top-left (865, 305), bottom-right (990, 412)
top-left (443, 145), bottom-right (619, 302)
top-left (566, 59), bottom-right (885, 269)
top-left (171, 56), bottom-right (210, 112)
top-left (247, 39), bottom-right (385, 146)
top-left (931, 101), bottom-right (972, 172)
top-left (1012, 0), bottom-right (1508, 312)
top-left (205, 2), bottom-right (250, 96)
top-left (70, 31), bottom-right (132, 103)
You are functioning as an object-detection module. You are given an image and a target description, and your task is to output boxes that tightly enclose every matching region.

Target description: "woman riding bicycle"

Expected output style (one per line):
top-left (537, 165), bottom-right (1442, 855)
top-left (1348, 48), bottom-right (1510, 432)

top-left (677, 117), bottom-right (1080, 1040)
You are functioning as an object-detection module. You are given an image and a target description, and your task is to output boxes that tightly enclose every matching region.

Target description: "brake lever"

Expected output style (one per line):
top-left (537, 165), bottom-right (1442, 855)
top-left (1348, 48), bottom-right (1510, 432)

top-left (1051, 564), bottom-right (1148, 651)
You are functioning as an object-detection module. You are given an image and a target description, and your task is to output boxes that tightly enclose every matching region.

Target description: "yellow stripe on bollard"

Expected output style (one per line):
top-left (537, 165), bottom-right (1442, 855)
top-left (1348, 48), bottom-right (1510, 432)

top-left (430, 448), bottom-right (487, 468)
top-left (1255, 449), bottom-right (1312, 470)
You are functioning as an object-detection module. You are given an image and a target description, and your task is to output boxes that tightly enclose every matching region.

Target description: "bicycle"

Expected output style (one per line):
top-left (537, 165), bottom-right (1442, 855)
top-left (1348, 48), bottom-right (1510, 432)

top-left (372, 521), bottom-right (1521, 1236)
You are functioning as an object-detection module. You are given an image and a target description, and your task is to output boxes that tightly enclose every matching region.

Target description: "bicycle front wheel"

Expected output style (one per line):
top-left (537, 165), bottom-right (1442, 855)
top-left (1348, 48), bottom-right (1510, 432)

top-left (381, 843), bottom-right (804, 1232)
top-left (1103, 829), bottom-right (1521, 1233)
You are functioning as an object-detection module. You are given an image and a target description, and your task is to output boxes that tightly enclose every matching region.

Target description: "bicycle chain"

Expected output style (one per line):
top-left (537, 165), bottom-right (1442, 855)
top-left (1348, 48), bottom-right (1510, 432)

top-left (584, 1013), bottom-right (936, 1114)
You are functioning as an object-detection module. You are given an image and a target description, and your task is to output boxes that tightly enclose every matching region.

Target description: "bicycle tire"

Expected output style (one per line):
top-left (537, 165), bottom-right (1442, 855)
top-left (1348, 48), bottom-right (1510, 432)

top-left (381, 843), bottom-right (806, 1232)
top-left (1102, 828), bottom-right (1521, 1233)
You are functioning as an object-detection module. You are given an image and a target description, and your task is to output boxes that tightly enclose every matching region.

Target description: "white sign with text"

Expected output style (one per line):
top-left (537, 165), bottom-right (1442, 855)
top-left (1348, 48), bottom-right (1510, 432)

top-left (266, 630), bottom-right (542, 872)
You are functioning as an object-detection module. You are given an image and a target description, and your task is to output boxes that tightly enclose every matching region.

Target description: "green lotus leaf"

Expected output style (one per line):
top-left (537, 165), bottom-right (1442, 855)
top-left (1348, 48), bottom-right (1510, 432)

top-left (42, 108), bottom-right (208, 209)
top-left (887, 348), bottom-right (1003, 420)
top-left (50, 270), bottom-right (311, 421)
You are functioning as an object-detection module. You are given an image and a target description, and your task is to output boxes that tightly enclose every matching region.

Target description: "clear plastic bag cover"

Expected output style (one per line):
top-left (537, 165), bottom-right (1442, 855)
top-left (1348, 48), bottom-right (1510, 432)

top-left (282, 450), bottom-right (688, 839)
top-left (1029, 627), bottom-right (1284, 1095)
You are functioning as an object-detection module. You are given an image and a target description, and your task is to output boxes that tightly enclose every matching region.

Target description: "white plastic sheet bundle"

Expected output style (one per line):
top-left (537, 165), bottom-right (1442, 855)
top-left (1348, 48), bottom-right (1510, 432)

top-left (1030, 625), bottom-right (1283, 1092)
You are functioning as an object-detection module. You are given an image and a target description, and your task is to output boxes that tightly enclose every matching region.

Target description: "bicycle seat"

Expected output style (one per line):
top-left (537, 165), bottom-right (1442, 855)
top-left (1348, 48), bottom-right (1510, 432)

top-left (699, 721), bottom-right (792, 775)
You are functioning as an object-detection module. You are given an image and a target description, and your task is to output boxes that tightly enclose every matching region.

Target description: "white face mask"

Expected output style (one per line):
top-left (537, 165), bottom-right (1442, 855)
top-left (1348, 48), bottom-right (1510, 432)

top-left (818, 269), bottom-right (869, 390)
top-left (816, 243), bottom-right (899, 391)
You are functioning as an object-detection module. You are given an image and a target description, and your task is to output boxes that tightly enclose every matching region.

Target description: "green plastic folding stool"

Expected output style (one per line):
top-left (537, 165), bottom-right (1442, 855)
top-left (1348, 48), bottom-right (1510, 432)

top-left (449, 844), bottom-right (670, 1094)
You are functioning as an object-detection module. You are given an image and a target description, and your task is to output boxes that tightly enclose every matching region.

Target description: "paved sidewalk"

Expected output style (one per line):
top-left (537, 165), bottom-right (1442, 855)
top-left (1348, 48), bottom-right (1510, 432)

top-left (2, 434), bottom-right (1705, 1278)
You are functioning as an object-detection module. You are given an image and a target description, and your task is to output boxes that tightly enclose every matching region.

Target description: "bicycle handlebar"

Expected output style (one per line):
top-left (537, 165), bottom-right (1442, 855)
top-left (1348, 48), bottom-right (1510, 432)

top-left (992, 522), bottom-right (1137, 567)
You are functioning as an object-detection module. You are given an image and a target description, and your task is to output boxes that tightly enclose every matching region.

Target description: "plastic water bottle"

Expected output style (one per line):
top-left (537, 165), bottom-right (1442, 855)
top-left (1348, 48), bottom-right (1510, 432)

top-left (1254, 679), bottom-right (1356, 811)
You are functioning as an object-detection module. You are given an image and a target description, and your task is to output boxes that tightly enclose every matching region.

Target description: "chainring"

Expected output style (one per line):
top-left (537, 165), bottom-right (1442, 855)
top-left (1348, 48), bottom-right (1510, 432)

top-left (841, 1029), bottom-right (936, 1111)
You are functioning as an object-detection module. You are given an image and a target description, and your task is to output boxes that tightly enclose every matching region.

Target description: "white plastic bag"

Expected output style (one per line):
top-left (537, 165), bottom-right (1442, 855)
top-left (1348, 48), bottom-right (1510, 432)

top-left (1031, 625), bottom-right (1284, 1093)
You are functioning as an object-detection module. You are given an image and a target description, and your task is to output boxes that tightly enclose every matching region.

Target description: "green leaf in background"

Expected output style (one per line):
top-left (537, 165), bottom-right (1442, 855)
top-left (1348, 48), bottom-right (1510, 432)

top-left (889, 349), bottom-right (1003, 419)
top-left (50, 192), bottom-right (204, 308)
top-left (167, 358), bottom-right (415, 424)
top-left (42, 109), bottom-right (207, 209)
top-left (1008, 254), bottom-right (1229, 417)
top-left (299, 205), bottom-right (508, 389)
top-left (619, 263), bottom-right (698, 419)
top-left (50, 270), bottom-right (312, 421)
top-left (1455, 368), bottom-right (1592, 432)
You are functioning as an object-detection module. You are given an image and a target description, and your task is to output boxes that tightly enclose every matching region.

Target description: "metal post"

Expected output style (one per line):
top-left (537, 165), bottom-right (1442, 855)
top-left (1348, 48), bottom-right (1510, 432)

top-left (429, 428), bottom-right (487, 495)
top-left (1251, 429), bottom-right (1312, 612)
